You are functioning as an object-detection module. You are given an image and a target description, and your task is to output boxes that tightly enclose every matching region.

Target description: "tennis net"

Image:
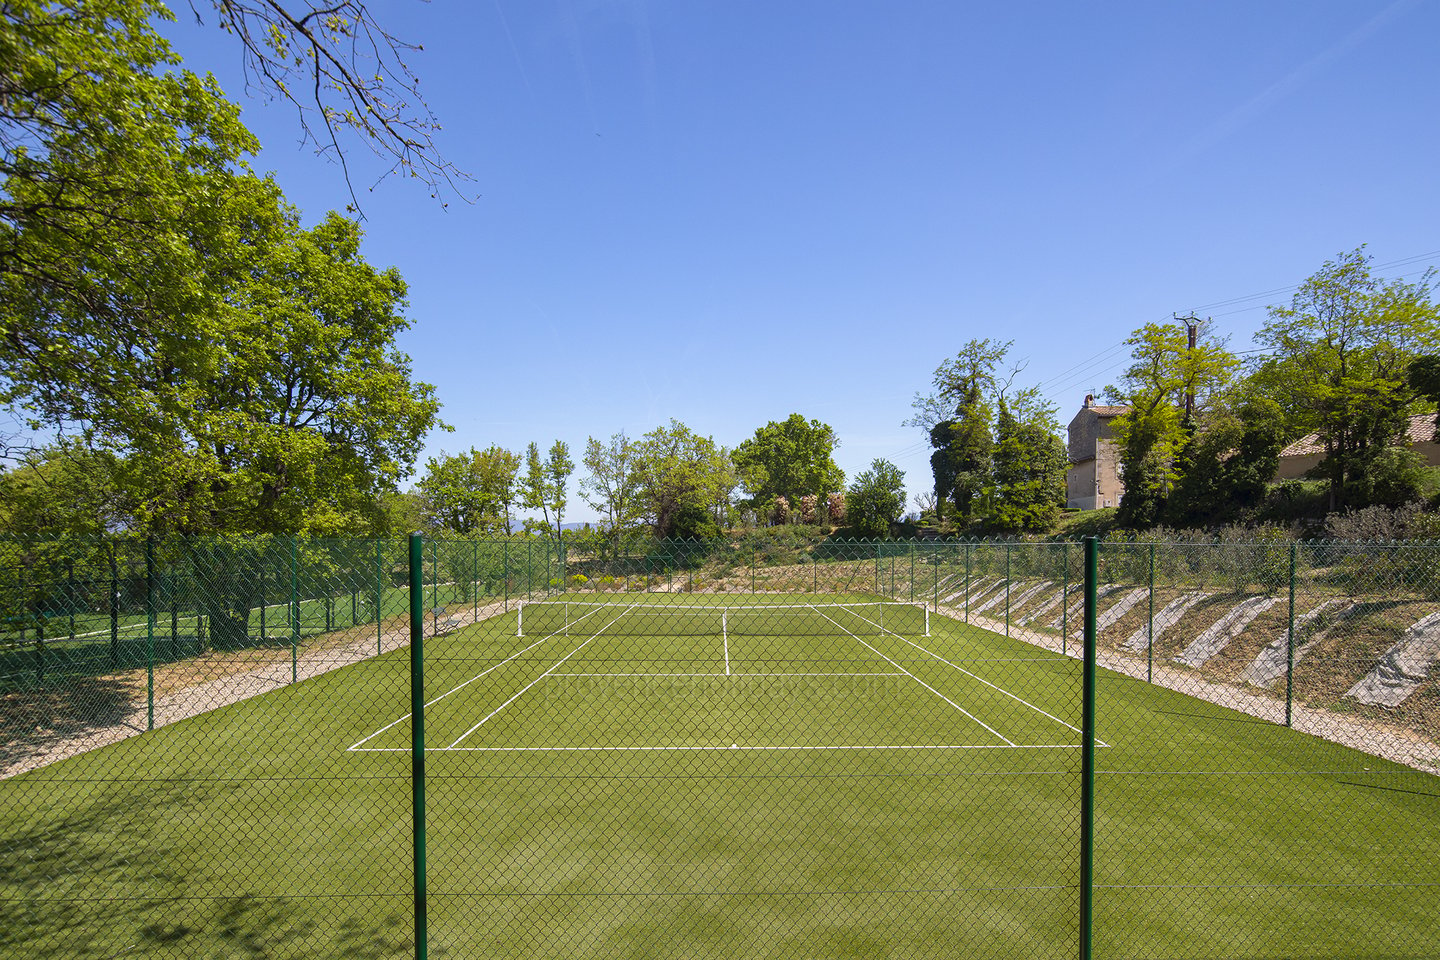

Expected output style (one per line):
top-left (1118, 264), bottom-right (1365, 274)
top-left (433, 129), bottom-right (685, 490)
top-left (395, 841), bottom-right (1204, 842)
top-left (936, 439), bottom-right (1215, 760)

top-left (516, 600), bottom-right (930, 638)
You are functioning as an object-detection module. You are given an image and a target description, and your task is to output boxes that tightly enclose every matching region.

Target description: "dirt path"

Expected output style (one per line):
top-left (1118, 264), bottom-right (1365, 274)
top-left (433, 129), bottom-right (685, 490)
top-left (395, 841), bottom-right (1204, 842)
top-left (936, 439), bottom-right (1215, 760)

top-left (1, 599), bottom-right (514, 779)
top-left (951, 606), bottom-right (1440, 774)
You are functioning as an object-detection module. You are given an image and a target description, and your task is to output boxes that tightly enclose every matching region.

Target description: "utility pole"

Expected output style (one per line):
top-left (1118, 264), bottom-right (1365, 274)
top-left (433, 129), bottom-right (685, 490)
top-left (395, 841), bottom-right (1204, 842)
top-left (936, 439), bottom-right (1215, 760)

top-left (1174, 312), bottom-right (1202, 420)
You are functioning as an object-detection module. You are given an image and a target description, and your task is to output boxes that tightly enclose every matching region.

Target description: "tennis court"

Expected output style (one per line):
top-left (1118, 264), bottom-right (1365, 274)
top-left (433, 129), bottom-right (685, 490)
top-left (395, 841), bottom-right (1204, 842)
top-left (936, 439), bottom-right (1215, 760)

top-left (349, 598), bottom-right (1092, 755)
top-left (4, 537), bottom-right (1440, 959)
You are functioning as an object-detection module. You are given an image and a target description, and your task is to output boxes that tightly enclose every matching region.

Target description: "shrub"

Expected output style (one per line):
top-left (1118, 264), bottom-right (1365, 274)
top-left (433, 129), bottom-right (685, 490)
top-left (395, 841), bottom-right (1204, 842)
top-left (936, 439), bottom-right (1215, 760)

top-left (799, 494), bottom-right (819, 525)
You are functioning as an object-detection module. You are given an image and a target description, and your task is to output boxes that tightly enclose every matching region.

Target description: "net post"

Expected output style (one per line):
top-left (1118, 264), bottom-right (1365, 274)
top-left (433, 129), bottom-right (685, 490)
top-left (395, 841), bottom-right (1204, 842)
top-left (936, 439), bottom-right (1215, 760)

top-left (516, 601), bottom-right (524, 637)
top-left (1079, 535), bottom-right (1099, 960)
top-left (924, 605), bottom-right (930, 637)
top-left (408, 531), bottom-right (428, 960)
top-left (1286, 542), bottom-right (1297, 728)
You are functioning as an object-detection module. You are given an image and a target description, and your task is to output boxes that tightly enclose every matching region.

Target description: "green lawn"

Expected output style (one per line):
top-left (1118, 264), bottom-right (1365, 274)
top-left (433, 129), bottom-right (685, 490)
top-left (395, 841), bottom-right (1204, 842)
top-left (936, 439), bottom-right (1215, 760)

top-left (1, 595), bottom-right (1436, 959)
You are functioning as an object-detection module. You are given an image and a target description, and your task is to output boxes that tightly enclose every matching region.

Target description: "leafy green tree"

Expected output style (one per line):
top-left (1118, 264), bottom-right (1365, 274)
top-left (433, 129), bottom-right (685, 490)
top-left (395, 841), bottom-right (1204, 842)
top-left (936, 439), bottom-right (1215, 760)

top-left (929, 380), bottom-right (992, 522)
top-left (0, 441), bottom-right (130, 538)
top-left (909, 339), bottom-right (1012, 525)
top-left (418, 445), bottom-right (519, 536)
top-left (633, 421), bottom-right (731, 538)
top-left (581, 432), bottom-right (642, 554)
top-left (1407, 355), bottom-right (1440, 441)
top-left (732, 414), bottom-right (844, 507)
top-left (1164, 394), bottom-right (1286, 527)
top-left (1108, 320), bottom-right (1237, 528)
top-left (378, 489), bottom-right (425, 535)
top-left (846, 459), bottom-right (906, 538)
top-left (522, 440), bottom-right (573, 547)
top-left (1256, 248), bottom-right (1439, 511)
top-left (988, 392), bottom-right (1067, 532)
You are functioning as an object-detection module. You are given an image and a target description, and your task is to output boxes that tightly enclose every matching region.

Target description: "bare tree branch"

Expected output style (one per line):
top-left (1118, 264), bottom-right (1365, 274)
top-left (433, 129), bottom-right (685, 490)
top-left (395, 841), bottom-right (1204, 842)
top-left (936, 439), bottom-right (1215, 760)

top-left (191, 0), bottom-right (473, 213)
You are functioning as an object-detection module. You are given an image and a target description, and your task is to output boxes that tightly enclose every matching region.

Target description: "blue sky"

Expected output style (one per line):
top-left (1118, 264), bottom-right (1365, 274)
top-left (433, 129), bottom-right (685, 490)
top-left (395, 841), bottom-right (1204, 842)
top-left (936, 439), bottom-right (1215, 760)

top-left (159, 0), bottom-right (1440, 522)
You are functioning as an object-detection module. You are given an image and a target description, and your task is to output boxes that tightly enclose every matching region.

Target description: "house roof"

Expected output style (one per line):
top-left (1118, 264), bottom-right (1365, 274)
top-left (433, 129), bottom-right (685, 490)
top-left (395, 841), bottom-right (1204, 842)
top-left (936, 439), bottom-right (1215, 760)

top-left (1279, 413), bottom-right (1438, 459)
top-left (1085, 405), bottom-right (1130, 416)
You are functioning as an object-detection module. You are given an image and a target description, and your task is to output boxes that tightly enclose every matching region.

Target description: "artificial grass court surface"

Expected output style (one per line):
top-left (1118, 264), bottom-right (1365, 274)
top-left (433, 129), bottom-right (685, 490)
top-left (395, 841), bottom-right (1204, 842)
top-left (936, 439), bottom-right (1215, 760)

top-left (1, 595), bottom-right (1437, 959)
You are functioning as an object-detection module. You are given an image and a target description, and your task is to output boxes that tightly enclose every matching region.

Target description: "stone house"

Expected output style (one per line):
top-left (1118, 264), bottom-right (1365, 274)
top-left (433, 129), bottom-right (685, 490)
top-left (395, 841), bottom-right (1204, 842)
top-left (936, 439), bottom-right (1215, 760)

top-left (1067, 396), bottom-right (1129, 510)
top-left (1275, 413), bottom-right (1440, 480)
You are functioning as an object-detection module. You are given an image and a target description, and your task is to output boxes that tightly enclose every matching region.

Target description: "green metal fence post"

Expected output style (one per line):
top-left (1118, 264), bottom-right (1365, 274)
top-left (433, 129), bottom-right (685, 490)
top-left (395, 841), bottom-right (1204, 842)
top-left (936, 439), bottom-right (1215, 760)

top-left (377, 538), bottom-right (384, 656)
top-left (259, 559), bottom-right (268, 642)
top-left (290, 536), bottom-right (300, 685)
top-left (752, 547), bottom-right (756, 593)
top-left (110, 548), bottom-right (120, 667)
top-left (67, 560), bottom-right (76, 640)
top-left (1062, 542), bottom-right (1069, 656)
top-left (430, 538), bottom-right (438, 635)
top-left (933, 545), bottom-right (939, 612)
top-left (1005, 542), bottom-right (1012, 638)
top-left (145, 539), bottom-right (155, 731)
top-left (1286, 542), bottom-right (1297, 728)
top-left (965, 541), bottom-right (971, 624)
top-left (408, 532), bottom-right (428, 960)
top-left (909, 544), bottom-right (914, 602)
top-left (1079, 536), bottom-right (1098, 960)
top-left (504, 540), bottom-right (510, 613)
top-left (473, 540), bottom-right (479, 622)
top-left (1148, 542), bottom-right (1156, 683)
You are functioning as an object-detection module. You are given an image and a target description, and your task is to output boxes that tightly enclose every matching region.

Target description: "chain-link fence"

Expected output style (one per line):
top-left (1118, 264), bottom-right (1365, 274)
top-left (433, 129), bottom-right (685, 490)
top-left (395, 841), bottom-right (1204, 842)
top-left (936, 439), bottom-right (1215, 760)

top-left (1, 534), bottom-right (1436, 958)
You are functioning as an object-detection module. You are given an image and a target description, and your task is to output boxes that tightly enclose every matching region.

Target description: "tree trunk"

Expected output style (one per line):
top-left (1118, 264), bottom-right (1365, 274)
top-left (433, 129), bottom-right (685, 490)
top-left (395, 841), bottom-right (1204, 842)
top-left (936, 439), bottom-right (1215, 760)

top-left (187, 541), bottom-right (263, 650)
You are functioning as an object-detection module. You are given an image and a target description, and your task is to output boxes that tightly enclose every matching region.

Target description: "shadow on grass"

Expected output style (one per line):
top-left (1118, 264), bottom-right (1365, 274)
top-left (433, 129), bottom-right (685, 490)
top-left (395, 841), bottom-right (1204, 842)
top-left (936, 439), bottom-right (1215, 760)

top-left (0, 674), bottom-right (141, 774)
top-left (0, 780), bottom-right (417, 958)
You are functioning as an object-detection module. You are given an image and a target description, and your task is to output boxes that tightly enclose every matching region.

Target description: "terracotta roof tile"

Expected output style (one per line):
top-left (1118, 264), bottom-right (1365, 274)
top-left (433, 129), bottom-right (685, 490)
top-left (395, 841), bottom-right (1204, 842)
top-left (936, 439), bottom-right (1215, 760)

top-left (1279, 413), bottom-right (1439, 459)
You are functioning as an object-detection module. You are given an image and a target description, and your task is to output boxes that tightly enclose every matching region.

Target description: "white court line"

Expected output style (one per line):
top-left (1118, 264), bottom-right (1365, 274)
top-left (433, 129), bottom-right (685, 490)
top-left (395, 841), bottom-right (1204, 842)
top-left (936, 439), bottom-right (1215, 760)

top-left (810, 607), bottom-right (1015, 747)
top-left (350, 743), bottom-right (1090, 753)
top-left (346, 605), bottom-right (612, 751)
top-left (551, 671), bottom-right (904, 678)
top-left (847, 607), bottom-right (1109, 747)
top-left (445, 602), bottom-right (641, 749)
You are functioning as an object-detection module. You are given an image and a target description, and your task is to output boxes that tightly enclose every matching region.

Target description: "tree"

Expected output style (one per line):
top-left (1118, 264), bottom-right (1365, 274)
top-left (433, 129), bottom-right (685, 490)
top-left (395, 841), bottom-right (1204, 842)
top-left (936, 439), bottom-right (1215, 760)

top-left (908, 339), bottom-right (1011, 524)
top-left (417, 445), bottom-right (519, 536)
top-left (0, 441), bottom-right (130, 538)
top-left (732, 414), bottom-right (845, 508)
top-left (632, 421), bottom-right (731, 538)
top-left (1163, 394), bottom-right (1286, 527)
top-left (522, 440), bottom-right (573, 546)
top-left (988, 391), bottom-right (1067, 533)
top-left (190, 0), bottom-right (467, 208)
top-left (1108, 319), bottom-right (1238, 528)
top-left (846, 459), bottom-right (906, 538)
top-left (929, 380), bottom-right (992, 522)
top-left (581, 432), bottom-right (642, 554)
top-left (1256, 248), bottom-right (1439, 511)
top-left (1407, 355), bottom-right (1440, 440)
top-left (907, 338), bottom-right (1012, 433)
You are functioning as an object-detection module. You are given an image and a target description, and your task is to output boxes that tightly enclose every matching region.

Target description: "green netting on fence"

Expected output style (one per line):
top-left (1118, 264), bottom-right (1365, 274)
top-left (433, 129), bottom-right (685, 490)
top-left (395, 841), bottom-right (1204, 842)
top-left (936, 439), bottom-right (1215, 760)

top-left (0, 534), bottom-right (1436, 958)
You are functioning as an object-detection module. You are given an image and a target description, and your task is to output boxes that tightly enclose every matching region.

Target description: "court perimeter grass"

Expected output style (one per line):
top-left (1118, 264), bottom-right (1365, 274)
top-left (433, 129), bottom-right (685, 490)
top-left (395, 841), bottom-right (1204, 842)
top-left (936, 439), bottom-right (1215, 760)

top-left (1, 595), bottom-right (1437, 959)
